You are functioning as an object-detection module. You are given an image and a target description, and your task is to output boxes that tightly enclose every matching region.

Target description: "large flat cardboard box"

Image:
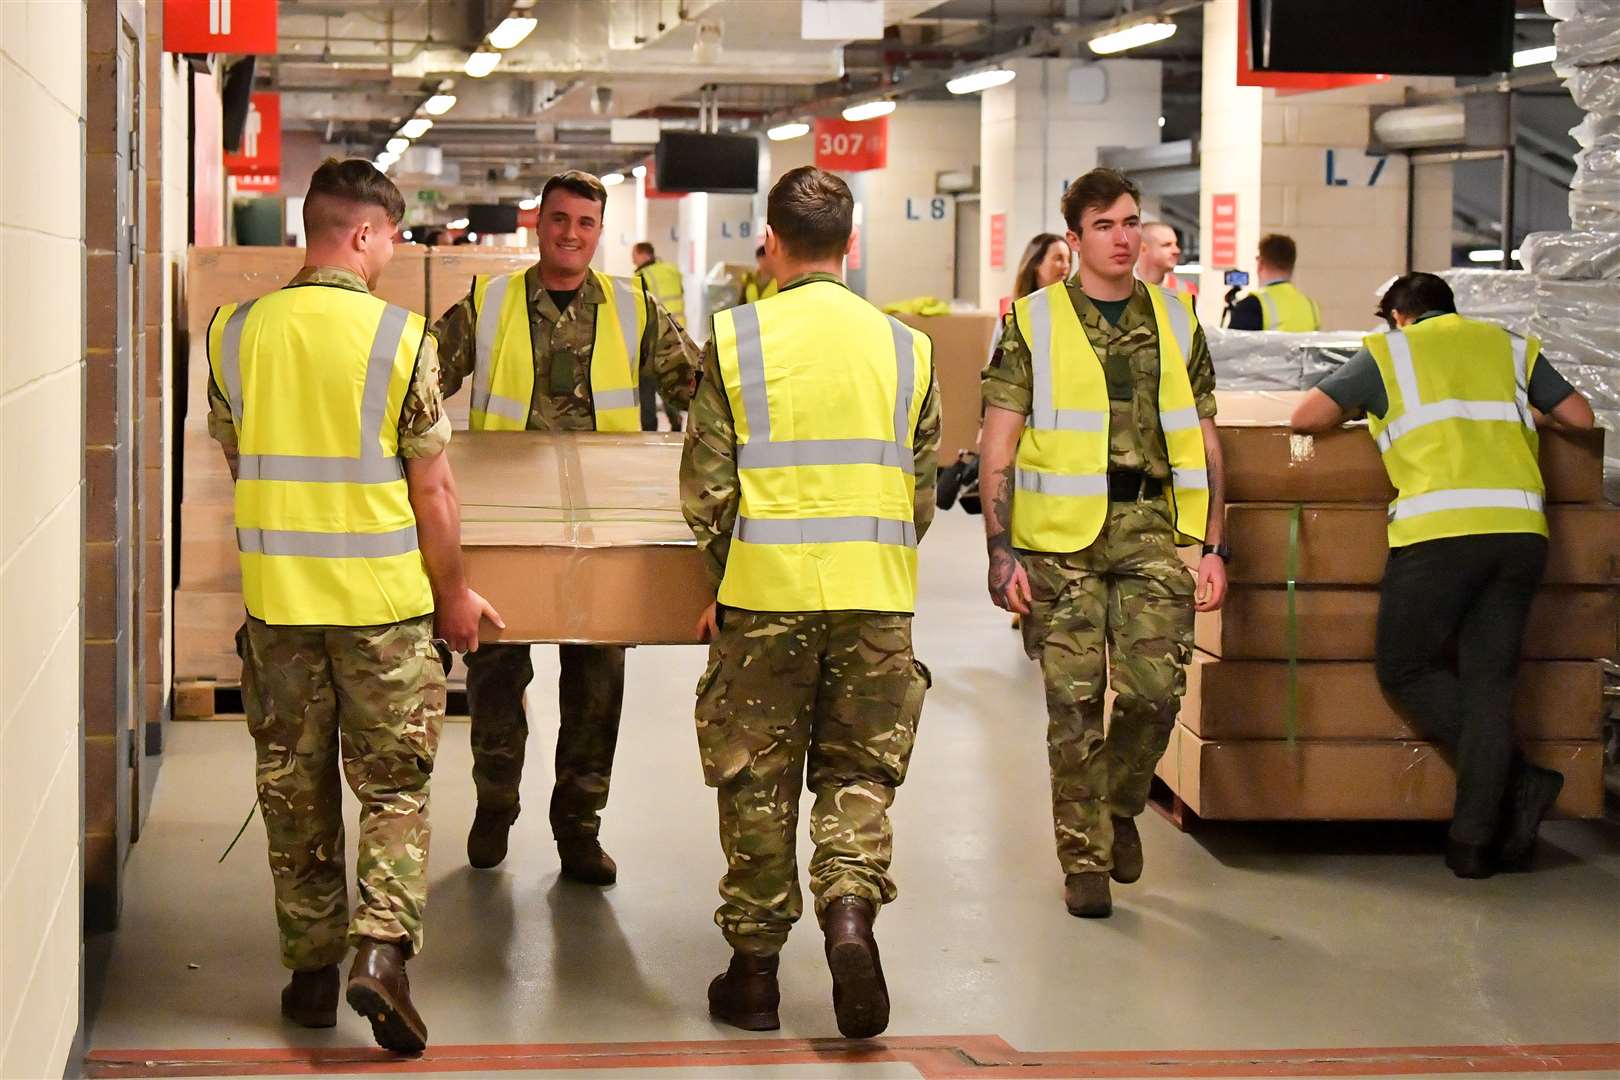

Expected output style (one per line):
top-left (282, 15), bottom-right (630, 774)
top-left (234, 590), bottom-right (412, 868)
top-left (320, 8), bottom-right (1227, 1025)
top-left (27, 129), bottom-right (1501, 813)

top-left (1183, 653), bottom-right (1603, 741)
top-left (1223, 504), bottom-right (1620, 585)
top-left (1214, 391), bottom-right (1605, 504)
top-left (426, 249), bottom-right (537, 320)
top-left (186, 246), bottom-right (428, 338)
top-left (451, 431), bottom-right (711, 644)
top-left (1154, 725), bottom-right (1604, 820)
top-left (1195, 586), bottom-right (1619, 660)
top-left (894, 311), bottom-right (999, 461)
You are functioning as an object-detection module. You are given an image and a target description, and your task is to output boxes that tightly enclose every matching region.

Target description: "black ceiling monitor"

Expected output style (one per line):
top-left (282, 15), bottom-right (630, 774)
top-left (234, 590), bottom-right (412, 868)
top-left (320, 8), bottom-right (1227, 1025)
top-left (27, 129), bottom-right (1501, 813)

top-left (466, 204), bottom-right (520, 234)
top-left (655, 132), bottom-right (759, 194)
top-left (1247, 0), bottom-right (1514, 76)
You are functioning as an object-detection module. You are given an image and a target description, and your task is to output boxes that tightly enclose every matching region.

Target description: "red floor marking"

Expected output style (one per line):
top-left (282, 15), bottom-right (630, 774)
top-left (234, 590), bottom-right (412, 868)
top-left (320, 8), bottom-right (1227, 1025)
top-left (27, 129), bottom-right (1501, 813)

top-left (82, 1036), bottom-right (1620, 1078)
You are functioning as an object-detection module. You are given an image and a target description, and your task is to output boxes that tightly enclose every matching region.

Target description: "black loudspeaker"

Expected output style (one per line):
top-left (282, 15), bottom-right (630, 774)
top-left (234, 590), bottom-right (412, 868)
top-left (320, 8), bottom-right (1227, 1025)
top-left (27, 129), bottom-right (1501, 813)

top-left (466, 204), bottom-right (521, 234)
top-left (221, 56), bottom-right (256, 153)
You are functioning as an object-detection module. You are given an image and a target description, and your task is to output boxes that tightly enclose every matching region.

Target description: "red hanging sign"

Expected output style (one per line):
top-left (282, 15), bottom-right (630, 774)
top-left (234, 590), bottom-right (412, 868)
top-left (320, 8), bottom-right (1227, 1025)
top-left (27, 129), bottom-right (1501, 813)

top-left (988, 212), bottom-right (1007, 271)
top-left (224, 92), bottom-right (280, 178)
top-left (813, 117), bottom-right (888, 172)
top-left (164, 0), bottom-right (278, 54)
top-left (1210, 193), bottom-right (1239, 267)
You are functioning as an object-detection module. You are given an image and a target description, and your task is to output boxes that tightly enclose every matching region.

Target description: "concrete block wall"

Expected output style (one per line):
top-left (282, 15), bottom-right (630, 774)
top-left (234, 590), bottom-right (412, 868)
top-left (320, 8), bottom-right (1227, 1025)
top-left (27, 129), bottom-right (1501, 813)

top-left (0, 2), bottom-right (87, 1077)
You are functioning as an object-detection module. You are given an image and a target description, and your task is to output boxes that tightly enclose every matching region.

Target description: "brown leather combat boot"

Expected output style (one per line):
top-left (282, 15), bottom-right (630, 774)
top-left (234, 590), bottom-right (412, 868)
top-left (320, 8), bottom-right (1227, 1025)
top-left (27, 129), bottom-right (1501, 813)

top-left (1110, 815), bottom-right (1144, 884)
top-left (346, 939), bottom-right (428, 1055)
top-left (557, 837), bottom-right (618, 885)
top-left (1065, 872), bottom-right (1112, 918)
top-left (707, 951), bottom-right (781, 1031)
top-left (823, 896), bottom-right (890, 1039)
top-left (280, 964), bottom-right (339, 1028)
top-left (467, 804), bottom-right (518, 869)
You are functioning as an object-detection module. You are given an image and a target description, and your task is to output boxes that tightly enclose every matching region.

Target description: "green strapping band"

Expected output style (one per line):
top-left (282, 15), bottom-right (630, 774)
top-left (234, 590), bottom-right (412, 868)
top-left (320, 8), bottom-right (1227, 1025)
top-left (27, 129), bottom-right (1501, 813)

top-left (218, 802), bottom-right (257, 864)
top-left (1285, 501), bottom-right (1302, 745)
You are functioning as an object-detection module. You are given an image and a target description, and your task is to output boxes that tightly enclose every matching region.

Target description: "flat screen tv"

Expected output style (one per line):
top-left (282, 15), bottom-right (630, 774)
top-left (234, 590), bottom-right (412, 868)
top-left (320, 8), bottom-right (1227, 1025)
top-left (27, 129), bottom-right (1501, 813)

top-left (655, 132), bottom-right (759, 194)
top-left (1247, 0), bottom-right (1514, 76)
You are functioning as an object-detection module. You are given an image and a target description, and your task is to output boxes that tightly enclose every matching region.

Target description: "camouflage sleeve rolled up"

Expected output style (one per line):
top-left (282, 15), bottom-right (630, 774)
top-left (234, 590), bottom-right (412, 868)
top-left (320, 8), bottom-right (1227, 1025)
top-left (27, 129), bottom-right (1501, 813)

top-left (398, 333), bottom-right (452, 459)
top-left (642, 288), bottom-right (700, 410)
top-left (679, 340), bottom-right (738, 588)
top-left (981, 313), bottom-right (1033, 416)
top-left (430, 289), bottom-right (479, 400)
top-left (912, 364), bottom-right (942, 543)
top-left (1188, 322), bottom-right (1218, 419)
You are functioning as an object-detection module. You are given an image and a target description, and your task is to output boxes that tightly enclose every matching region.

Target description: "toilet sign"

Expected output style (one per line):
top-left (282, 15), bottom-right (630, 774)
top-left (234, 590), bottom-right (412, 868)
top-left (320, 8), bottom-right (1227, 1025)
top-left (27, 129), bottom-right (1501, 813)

top-left (164, 0), bottom-right (278, 54)
top-left (224, 93), bottom-right (280, 180)
top-left (1210, 193), bottom-right (1238, 266)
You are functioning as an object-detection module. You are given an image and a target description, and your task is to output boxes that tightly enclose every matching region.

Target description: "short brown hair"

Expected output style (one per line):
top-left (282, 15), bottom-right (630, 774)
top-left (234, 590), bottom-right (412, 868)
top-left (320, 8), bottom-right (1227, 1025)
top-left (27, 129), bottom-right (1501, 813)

top-left (304, 157), bottom-right (406, 236)
top-left (1060, 168), bottom-right (1140, 232)
top-left (1258, 233), bottom-right (1298, 274)
top-left (541, 170), bottom-right (609, 211)
top-left (767, 166), bottom-right (853, 261)
top-left (633, 241), bottom-right (655, 257)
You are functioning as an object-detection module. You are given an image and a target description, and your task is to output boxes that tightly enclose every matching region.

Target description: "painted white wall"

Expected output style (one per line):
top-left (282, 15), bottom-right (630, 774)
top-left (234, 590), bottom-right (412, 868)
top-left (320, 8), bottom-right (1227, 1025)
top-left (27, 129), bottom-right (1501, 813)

top-left (0, 4), bottom-right (87, 1077)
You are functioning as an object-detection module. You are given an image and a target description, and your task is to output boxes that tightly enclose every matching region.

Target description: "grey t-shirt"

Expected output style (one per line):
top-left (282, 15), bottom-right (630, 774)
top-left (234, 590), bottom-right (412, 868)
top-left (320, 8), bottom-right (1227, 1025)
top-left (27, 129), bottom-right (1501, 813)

top-left (1315, 312), bottom-right (1576, 419)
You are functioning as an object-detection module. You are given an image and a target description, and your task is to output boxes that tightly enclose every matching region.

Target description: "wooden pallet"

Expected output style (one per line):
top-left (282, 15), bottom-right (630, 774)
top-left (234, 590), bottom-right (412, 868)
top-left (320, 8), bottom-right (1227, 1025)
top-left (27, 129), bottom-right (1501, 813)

top-left (174, 679), bottom-right (470, 720)
top-left (1146, 776), bottom-right (1197, 832)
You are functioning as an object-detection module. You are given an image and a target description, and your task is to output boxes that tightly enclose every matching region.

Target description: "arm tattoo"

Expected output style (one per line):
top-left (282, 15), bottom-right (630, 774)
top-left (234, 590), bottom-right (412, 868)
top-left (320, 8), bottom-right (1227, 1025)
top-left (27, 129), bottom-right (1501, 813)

top-left (986, 465), bottom-right (1019, 601)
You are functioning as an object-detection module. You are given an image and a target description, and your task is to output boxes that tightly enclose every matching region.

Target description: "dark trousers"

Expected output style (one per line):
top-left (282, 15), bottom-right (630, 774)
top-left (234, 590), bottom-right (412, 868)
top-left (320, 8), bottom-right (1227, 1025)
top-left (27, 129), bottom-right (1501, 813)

top-left (1374, 532), bottom-right (1548, 844)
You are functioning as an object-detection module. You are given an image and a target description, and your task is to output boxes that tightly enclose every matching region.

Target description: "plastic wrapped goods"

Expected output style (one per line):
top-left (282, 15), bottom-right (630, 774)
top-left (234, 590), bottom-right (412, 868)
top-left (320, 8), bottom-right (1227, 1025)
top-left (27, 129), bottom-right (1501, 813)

top-left (1520, 230), bottom-right (1620, 279)
top-left (1205, 329), bottom-right (1363, 391)
top-left (1561, 62), bottom-right (1620, 114)
top-left (1554, 13), bottom-right (1620, 68)
top-left (1571, 111), bottom-right (1620, 148)
top-left (1436, 268), bottom-right (1537, 333)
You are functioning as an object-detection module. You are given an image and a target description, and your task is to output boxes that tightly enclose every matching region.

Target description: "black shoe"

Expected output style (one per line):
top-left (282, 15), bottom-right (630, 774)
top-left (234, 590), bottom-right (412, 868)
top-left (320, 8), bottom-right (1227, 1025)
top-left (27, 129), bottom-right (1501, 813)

top-left (346, 940), bottom-right (428, 1055)
top-left (1445, 837), bottom-right (1496, 879)
top-left (823, 896), bottom-right (890, 1039)
top-left (558, 837), bottom-right (618, 885)
top-left (467, 804), bottom-right (518, 869)
top-left (280, 964), bottom-right (339, 1028)
top-left (1499, 766), bottom-right (1564, 868)
top-left (708, 952), bottom-right (780, 1031)
top-left (1110, 816), bottom-right (1143, 884)
top-left (1064, 872), bottom-right (1112, 917)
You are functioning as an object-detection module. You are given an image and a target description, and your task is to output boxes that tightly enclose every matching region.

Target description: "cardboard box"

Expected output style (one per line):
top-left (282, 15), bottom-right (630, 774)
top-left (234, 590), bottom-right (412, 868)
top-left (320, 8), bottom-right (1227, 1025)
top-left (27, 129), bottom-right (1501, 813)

top-left (186, 246), bottom-right (428, 338)
top-left (1155, 725), bottom-right (1604, 821)
top-left (1182, 653), bottom-right (1603, 741)
top-left (1195, 586), bottom-right (1619, 661)
top-left (173, 589), bottom-right (245, 681)
top-left (893, 311), bottom-right (1000, 460)
top-left (1213, 391), bottom-right (1606, 504)
top-left (451, 431), bottom-right (712, 644)
top-left (1223, 504), bottom-right (1620, 585)
top-left (426, 249), bottom-right (537, 320)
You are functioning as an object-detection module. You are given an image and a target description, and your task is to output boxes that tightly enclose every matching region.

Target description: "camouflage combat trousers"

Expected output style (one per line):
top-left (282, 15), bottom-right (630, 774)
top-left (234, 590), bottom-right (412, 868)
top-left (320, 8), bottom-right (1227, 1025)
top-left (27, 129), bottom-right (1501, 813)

top-left (694, 610), bottom-right (930, 957)
top-left (464, 642), bottom-right (625, 840)
top-left (237, 614), bottom-right (447, 971)
top-left (1019, 497), bottom-right (1195, 874)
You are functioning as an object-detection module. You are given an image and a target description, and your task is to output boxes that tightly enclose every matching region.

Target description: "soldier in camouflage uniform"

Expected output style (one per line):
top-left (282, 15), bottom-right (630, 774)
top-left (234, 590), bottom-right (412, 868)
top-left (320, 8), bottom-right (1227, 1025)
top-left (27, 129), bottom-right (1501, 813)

top-left (681, 166), bottom-right (940, 1038)
top-left (979, 168), bottom-right (1228, 919)
top-left (432, 171), bottom-right (699, 884)
top-left (207, 160), bottom-right (498, 1054)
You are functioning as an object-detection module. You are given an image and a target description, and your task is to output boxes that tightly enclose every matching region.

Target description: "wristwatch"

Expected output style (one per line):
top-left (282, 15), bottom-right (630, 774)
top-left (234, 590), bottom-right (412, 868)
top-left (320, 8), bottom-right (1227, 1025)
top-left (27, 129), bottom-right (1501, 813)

top-left (1202, 542), bottom-right (1231, 562)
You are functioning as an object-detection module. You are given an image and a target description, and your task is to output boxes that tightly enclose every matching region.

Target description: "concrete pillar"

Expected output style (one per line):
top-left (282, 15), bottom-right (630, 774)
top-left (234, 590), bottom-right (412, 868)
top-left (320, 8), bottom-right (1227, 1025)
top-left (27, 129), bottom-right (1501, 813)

top-left (979, 58), bottom-right (1163, 311)
top-left (1196, 0), bottom-right (1453, 330)
top-left (678, 193), bottom-right (709, 336)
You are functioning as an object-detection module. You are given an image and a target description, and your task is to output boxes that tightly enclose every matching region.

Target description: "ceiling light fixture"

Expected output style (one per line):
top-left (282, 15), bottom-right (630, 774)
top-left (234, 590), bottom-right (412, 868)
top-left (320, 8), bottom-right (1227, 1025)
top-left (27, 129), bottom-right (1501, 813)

top-left (945, 68), bottom-right (1016, 95)
top-left (1512, 44), bottom-right (1557, 67)
top-left (423, 93), bottom-right (458, 116)
top-left (767, 121), bottom-right (811, 141)
top-left (631, 164), bottom-right (647, 178)
top-left (465, 50), bottom-right (501, 78)
top-left (386, 137), bottom-right (409, 155)
top-left (842, 99), bottom-right (896, 122)
top-left (373, 157), bottom-right (392, 174)
top-left (487, 16), bottom-right (538, 50)
top-left (1468, 247), bottom-right (1521, 263)
top-left (447, 217), bottom-right (470, 230)
top-left (1088, 17), bottom-right (1177, 55)
top-left (518, 197), bottom-right (537, 210)
top-left (602, 172), bottom-right (626, 187)
top-left (399, 117), bottom-right (433, 139)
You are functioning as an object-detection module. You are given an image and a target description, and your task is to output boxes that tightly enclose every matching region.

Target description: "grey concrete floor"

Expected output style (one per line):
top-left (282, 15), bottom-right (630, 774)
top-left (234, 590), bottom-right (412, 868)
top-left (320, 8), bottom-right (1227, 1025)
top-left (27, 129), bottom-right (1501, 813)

top-left (83, 512), bottom-right (1620, 1078)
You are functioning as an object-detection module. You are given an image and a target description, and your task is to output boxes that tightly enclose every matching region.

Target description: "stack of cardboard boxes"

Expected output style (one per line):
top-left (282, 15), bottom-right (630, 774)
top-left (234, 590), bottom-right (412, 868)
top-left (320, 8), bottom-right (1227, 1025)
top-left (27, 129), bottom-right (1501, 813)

top-left (1156, 391), bottom-right (1617, 822)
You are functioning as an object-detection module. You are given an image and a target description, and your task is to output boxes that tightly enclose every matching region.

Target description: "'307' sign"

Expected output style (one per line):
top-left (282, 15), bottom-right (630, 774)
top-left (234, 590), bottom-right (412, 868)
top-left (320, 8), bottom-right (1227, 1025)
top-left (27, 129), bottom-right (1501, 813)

top-left (813, 117), bottom-right (888, 172)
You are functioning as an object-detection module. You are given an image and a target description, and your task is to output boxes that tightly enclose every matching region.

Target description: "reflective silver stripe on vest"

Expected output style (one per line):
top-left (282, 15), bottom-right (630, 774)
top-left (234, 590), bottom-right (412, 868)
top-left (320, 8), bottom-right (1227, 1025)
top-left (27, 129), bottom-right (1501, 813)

top-left (1172, 467), bottom-right (1209, 490)
top-left (218, 297), bottom-right (257, 425)
top-left (1384, 330), bottom-right (1423, 413)
top-left (1159, 405), bottom-right (1200, 433)
top-left (1154, 284), bottom-right (1192, 360)
top-left (1509, 332), bottom-right (1532, 422)
top-left (480, 394), bottom-right (530, 423)
top-left (1388, 487), bottom-right (1544, 523)
top-left (1258, 290), bottom-right (1279, 330)
top-left (1026, 287), bottom-right (1060, 430)
top-left (610, 275), bottom-right (641, 375)
top-left (228, 301), bottom-right (416, 485)
top-left (593, 388), bottom-right (641, 412)
top-left (736, 515), bottom-right (917, 547)
top-left (1042, 408), bottom-right (1107, 432)
top-left (1016, 469), bottom-right (1108, 498)
top-left (739, 438), bottom-right (908, 469)
top-left (236, 524), bottom-right (420, 559)
top-left (890, 316), bottom-right (917, 473)
top-left (1375, 400), bottom-right (1530, 453)
top-left (730, 303), bottom-right (770, 441)
top-left (472, 272), bottom-right (513, 420)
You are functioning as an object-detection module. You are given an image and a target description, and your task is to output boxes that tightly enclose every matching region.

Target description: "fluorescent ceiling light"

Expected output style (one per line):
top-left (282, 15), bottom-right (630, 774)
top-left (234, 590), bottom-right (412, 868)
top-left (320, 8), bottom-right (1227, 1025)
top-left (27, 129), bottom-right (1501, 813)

top-left (767, 121), bottom-right (811, 141)
top-left (518, 197), bottom-right (537, 210)
top-left (1088, 18), bottom-right (1177, 55)
top-left (386, 137), bottom-right (409, 155)
top-left (373, 157), bottom-right (392, 174)
top-left (945, 68), bottom-right (1016, 95)
top-left (632, 164), bottom-right (647, 178)
top-left (399, 117), bottom-right (433, 139)
top-left (487, 16), bottom-right (538, 50)
top-left (1468, 248), bottom-right (1521, 263)
top-left (1512, 44), bottom-right (1557, 67)
top-left (464, 50), bottom-right (501, 78)
top-left (602, 172), bottom-right (626, 186)
top-left (467, 231), bottom-right (479, 243)
top-left (377, 150), bottom-right (399, 166)
top-left (1158, 115), bottom-right (1166, 127)
top-left (447, 217), bottom-right (470, 230)
top-left (423, 93), bottom-right (457, 116)
top-left (842, 99), bottom-right (896, 122)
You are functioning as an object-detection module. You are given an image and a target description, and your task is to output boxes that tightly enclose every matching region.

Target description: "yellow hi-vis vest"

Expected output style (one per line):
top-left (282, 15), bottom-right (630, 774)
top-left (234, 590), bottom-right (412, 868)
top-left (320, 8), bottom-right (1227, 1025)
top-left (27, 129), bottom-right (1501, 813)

top-left (635, 259), bottom-right (685, 321)
top-left (742, 274), bottom-right (779, 304)
top-left (469, 268), bottom-right (647, 431)
top-left (1251, 281), bottom-right (1321, 331)
top-left (207, 286), bottom-right (433, 627)
top-left (1364, 314), bottom-right (1547, 547)
top-left (1011, 282), bottom-right (1209, 553)
top-left (713, 280), bottom-right (933, 613)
